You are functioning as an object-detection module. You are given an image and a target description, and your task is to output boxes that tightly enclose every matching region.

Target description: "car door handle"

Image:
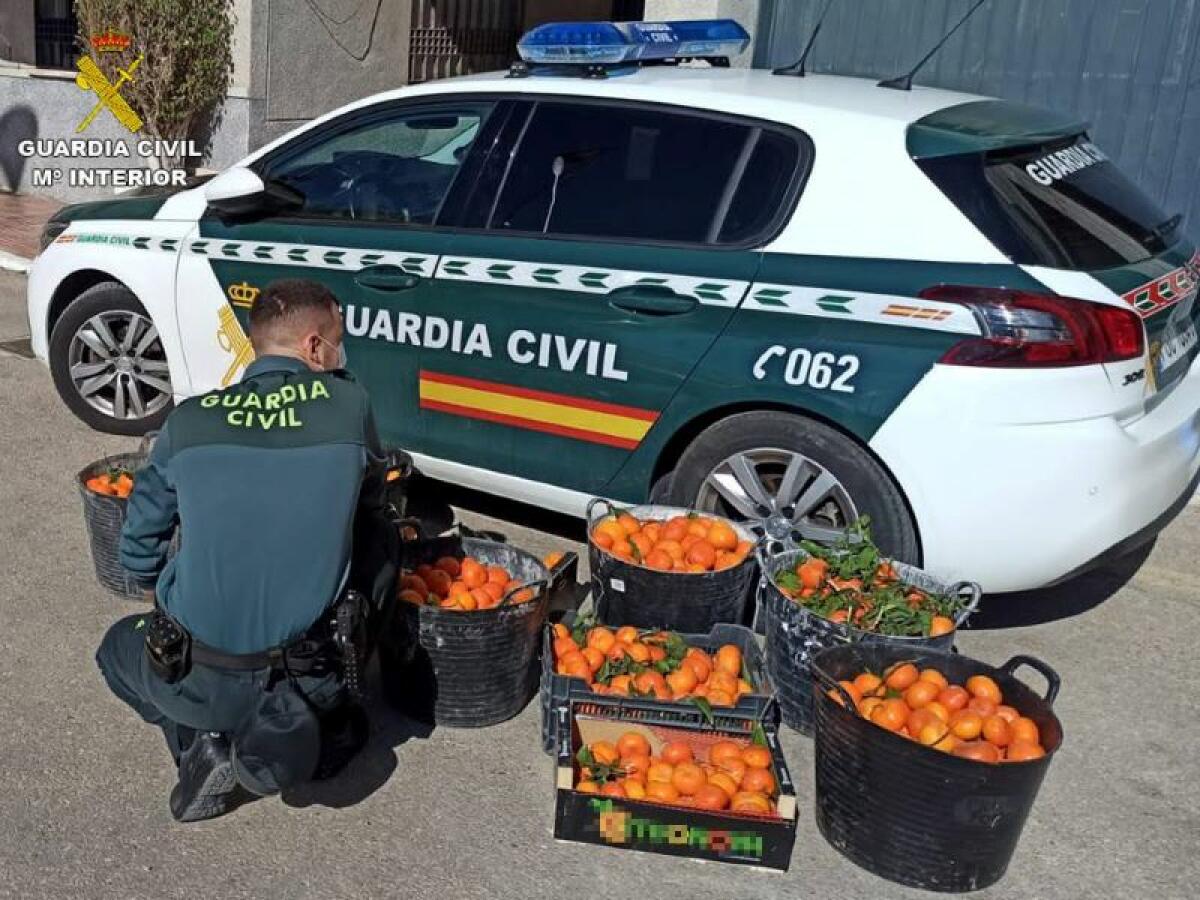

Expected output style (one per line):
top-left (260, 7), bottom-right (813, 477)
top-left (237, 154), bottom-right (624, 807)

top-left (607, 286), bottom-right (699, 316)
top-left (355, 265), bottom-right (421, 292)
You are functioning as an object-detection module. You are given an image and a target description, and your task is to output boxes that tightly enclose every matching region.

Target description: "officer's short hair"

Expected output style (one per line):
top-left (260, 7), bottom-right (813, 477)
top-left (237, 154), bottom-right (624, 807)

top-left (249, 279), bottom-right (340, 345)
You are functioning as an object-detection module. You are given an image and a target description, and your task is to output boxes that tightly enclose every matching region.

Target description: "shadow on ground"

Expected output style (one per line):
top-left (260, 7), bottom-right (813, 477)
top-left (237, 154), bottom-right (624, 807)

top-left (964, 539), bottom-right (1154, 630)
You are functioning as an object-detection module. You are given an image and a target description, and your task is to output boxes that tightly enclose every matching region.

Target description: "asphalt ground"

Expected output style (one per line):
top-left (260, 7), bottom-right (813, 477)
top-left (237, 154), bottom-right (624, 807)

top-left (1, 270), bottom-right (1198, 899)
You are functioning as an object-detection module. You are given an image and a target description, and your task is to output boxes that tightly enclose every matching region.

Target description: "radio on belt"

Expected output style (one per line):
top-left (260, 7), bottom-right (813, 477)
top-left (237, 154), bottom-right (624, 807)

top-left (516, 19), bottom-right (750, 66)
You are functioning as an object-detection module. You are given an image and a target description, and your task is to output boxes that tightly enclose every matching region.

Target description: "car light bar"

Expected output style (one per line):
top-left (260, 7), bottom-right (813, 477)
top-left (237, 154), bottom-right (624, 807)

top-left (517, 19), bottom-right (750, 66)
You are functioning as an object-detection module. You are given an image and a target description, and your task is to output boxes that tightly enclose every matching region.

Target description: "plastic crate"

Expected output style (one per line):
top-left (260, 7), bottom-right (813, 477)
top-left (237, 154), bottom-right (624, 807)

top-left (553, 702), bottom-right (798, 871)
top-left (540, 619), bottom-right (778, 755)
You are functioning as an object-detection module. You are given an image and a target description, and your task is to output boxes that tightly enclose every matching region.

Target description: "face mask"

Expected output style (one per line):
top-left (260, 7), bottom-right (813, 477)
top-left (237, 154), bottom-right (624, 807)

top-left (316, 335), bottom-right (346, 371)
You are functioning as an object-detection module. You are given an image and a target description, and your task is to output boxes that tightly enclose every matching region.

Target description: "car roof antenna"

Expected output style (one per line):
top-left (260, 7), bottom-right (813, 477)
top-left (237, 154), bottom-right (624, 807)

top-left (773, 0), bottom-right (838, 77)
top-left (878, 0), bottom-right (988, 91)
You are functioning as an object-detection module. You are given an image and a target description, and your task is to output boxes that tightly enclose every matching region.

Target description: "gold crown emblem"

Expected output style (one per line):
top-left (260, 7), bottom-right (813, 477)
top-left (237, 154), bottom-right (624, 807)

top-left (90, 29), bottom-right (133, 53)
top-left (227, 281), bottom-right (260, 309)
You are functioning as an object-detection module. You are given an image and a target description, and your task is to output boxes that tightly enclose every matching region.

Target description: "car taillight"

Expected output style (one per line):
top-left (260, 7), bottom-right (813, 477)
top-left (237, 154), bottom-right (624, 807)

top-left (920, 285), bottom-right (1145, 367)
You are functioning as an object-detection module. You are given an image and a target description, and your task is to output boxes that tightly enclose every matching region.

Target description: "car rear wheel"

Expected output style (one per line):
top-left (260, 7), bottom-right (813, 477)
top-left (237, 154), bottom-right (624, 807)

top-left (666, 411), bottom-right (920, 562)
top-left (48, 282), bottom-right (173, 436)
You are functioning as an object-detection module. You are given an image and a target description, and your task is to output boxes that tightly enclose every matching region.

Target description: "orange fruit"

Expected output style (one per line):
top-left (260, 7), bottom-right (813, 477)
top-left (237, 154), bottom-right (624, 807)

top-left (707, 771), bottom-right (739, 800)
top-left (576, 780), bottom-right (601, 794)
top-left (933, 732), bottom-right (960, 753)
top-left (647, 644), bottom-right (667, 663)
top-left (685, 540), bottom-right (717, 569)
top-left (682, 651), bottom-right (712, 683)
top-left (616, 513), bottom-right (641, 536)
top-left (994, 705), bottom-right (1020, 724)
top-left (645, 781), bottom-right (680, 804)
top-left (671, 762), bottom-right (705, 796)
top-left (715, 644), bottom-right (743, 677)
top-left (929, 615), bottom-right (955, 637)
top-left (624, 642), bottom-right (651, 664)
top-left (562, 654), bottom-right (592, 682)
top-left (953, 741), bottom-right (1001, 764)
top-left (608, 674), bottom-right (632, 696)
top-left (918, 668), bottom-right (949, 690)
top-left (460, 559), bottom-right (486, 589)
top-left (687, 518), bottom-right (711, 537)
top-left (853, 672), bottom-right (884, 697)
top-left (916, 721), bottom-right (951, 746)
top-left (600, 781), bottom-right (626, 798)
top-left (707, 689), bottom-right (735, 706)
top-left (646, 761), bottom-right (675, 784)
top-left (1010, 717), bottom-right (1040, 745)
top-left (982, 715), bottom-right (1012, 748)
top-left (708, 521), bottom-right (739, 551)
top-left (630, 532), bottom-right (655, 560)
top-left (424, 570), bottom-right (453, 597)
top-left (708, 741), bottom-right (744, 769)
top-left (693, 784), bottom-right (730, 810)
top-left (949, 710), bottom-right (984, 740)
top-left (730, 791), bottom-right (772, 814)
top-left (858, 697), bottom-right (884, 720)
top-left (622, 778), bottom-right (647, 799)
top-left (620, 753), bottom-right (651, 781)
top-left (830, 680), bottom-right (863, 708)
top-left (633, 670), bottom-right (668, 697)
top-left (1005, 740), bottom-right (1045, 762)
top-left (586, 627), bottom-right (616, 654)
top-left (741, 745), bottom-right (772, 770)
top-left (937, 685), bottom-right (970, 712)
top-left (906, 708), bottom-right (939, 736)
top-left (966, 674), bottom-right (1003, 703)
top-left (663, 517), bottom-right (690, 541)
top-left (613, 626), bottom-right (639, 644)
top-left (398, 589), bottom-right (425, 605)
top-left (718, 758), bottom-right (747, 787)
top-left (469, 587), bottom-right (493, 609)
top-left (641, 522), bottom-right (662, 544)
top-left (590, 740), bottom-right (619, 766)
top-left (616, 732), bottom-right (650, 759)
top-left (655, 539), bottom-right (685, 561)
top-left (542, 551), bottom-right (564, 569)
top-left (609, 539), bottom-right (634, 560)
top-left (885, 663), bottom-right (919, 691)
top-left (871, 698), bottom-right (910, 732)
top-left (486, 565), bottom-right (509, 585)
top-left (924, 701), bottom-right (951, 723)
top-left (904, 679), bottom-right (940, 709)
top-left (666, 667), bottom-right (698, 697)
top-left (968, 696), bottom-right (998, 718)
top-left (399, 574), bottom-right (429, 596)
top-left (595, 518), bottom-right (627, 543)
top-left (644, 550), bottom-right (674, 571)
top-left (553, 635), bottom-right (578, 657)
top-left (741, 766), bottom-right (776, 796)
top-left (661, 742), bottom-right (694, 766)
top-left (581, 647), bottom-right (605, 673)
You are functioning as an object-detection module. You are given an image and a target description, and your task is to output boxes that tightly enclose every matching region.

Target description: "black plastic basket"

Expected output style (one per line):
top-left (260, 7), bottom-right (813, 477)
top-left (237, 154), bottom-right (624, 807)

top-left (539, 618), bottom-right (778, 755)
top-left (759, 547), bottom-right (980, 736)
top-left (379, 534), bottom-right (552, 728)
top-left (76, 450), bottom-right (147, 599)
top-left (587, 499), bottom-right (759, 633)
top-left (811, 644), bottom-right (1063, 893)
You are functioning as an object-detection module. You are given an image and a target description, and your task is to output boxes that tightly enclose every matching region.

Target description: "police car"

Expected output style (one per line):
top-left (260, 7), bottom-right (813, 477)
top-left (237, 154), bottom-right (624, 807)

top-left (27, 19), bottom-right (1200, 592)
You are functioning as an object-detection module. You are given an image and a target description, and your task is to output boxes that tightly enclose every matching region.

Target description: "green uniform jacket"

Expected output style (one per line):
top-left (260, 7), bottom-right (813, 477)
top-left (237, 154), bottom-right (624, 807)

top-left (119, 355), bottom-right (388, 654)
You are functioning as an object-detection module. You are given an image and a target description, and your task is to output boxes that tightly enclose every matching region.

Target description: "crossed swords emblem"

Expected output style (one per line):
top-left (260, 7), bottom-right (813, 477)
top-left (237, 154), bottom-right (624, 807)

top-left (74, 54), bottom-right (144, 133)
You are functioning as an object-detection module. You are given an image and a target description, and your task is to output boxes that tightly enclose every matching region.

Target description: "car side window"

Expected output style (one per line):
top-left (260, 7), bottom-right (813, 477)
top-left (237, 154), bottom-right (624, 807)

top-left (263, 102), bottom-right (493, 225)
top-left (489, 102), bottom-right (767, 244)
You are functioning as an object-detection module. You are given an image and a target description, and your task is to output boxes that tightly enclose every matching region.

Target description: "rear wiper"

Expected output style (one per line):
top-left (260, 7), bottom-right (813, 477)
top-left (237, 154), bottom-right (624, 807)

top-left (1150, 213), bottom-right (1183, 245)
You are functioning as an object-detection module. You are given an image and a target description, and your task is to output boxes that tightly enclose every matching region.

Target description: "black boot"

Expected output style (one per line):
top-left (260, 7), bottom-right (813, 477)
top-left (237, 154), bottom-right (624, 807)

top-left (170, 732), bottom-right (237, 822)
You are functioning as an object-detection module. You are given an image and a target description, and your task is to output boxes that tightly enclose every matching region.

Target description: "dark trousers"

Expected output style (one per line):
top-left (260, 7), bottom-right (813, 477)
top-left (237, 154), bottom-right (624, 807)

top-left (96, 614), bottom-right (343, 764)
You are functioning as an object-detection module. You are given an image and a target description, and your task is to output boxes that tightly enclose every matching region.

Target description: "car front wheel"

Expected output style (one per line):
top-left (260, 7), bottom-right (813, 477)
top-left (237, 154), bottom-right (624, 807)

top-left (48, 282), bottom-right (173, 435)
top-left (666, 411), bottom-right (920, 562)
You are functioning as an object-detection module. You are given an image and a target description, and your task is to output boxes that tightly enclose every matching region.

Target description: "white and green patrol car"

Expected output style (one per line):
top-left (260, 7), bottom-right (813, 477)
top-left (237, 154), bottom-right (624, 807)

top-left (27, 20), bottom-right (1200, 593)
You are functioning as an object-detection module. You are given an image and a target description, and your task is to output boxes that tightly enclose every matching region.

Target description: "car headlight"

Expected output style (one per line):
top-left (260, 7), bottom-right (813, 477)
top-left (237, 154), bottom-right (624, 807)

top-left (39, 219), bottom-right (69, 253)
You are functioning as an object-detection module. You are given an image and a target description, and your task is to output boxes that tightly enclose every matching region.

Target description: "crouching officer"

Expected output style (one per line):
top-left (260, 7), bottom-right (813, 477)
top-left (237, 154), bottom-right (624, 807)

top-left (96, 278), bottom-right (395, 822)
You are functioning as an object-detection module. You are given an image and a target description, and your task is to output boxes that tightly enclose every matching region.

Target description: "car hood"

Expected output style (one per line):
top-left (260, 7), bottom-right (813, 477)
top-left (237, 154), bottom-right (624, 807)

top-left (54, 174), bottom-right (215, 223)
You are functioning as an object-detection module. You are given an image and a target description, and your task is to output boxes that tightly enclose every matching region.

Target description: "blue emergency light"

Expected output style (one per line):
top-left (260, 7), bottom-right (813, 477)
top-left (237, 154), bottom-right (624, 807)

top-left (517, 19), bottom-right (750, 66)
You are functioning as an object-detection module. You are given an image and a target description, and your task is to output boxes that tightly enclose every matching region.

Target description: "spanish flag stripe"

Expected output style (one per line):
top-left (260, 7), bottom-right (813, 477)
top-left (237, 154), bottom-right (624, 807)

top-left (419, 398), bottom-right (642, 450)
top-left (419, 377), bottom-right (654, 444)
top-left (419, 369), bottom-right (659, 422)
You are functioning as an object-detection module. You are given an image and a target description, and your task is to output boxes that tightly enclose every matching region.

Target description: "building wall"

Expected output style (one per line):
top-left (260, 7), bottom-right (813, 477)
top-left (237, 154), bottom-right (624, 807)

top-left (756, 0), bottom-right (1200, 238)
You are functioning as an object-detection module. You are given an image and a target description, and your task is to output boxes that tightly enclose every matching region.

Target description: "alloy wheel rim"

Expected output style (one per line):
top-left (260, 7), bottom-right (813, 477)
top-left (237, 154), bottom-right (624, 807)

top-left (68, 311), bottom-right (171, 420)
top-left (693, 448), bottom-right (858, 545)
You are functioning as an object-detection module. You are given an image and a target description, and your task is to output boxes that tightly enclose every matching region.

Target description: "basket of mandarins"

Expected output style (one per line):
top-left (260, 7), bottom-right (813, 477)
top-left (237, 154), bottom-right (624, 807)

top-left (810, 644), bottom-right (1062, 892)
top-left (379, 533), bottom-right (555, 727)
top-left (77, 450), bottom-right (147, 599)
top-left (758, 516), bottom-right (981, 736)
top-left (587, 499), bottom-right (758, 634)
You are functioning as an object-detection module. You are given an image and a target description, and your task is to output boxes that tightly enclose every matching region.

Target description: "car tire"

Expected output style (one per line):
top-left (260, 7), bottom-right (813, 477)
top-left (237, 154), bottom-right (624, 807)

top-left (666, 411), bottom-right (920, 563)
top-left (48, 282), bottom-right (174, 436)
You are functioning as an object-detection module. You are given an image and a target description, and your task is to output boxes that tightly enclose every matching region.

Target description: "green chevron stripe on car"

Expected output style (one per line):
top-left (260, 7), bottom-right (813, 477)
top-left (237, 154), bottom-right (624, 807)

top-left (743, 282), bottom-right (979, 334)
top-left (180, 236), bottom-right (438, 276)
top-left (434, 256), bottom-right (747, 307)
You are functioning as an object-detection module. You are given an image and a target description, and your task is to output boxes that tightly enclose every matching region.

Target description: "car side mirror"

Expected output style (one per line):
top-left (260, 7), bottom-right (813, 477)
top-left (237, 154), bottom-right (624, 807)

top-left (203, 166), bottom-right (302, 218)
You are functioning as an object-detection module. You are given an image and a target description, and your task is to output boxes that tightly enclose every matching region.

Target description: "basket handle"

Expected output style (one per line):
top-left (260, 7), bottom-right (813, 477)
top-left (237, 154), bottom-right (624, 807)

top-left (809, 658), bottom-right (858, 712)
top-left (585, 497), bottom-right (618, 524)
top-left (949, 581), bottom-right (983, 626)
top-left (455, 522), bottom-right (508, 543)
top-left (500, 577), bottom-right (549, 607)
top-left (998, 654), bottom-right (1061, 706)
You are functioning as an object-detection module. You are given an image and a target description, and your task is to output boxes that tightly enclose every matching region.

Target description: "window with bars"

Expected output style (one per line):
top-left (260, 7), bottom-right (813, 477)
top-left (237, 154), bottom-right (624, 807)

top-left (35, 0), bottom-right (78, 70)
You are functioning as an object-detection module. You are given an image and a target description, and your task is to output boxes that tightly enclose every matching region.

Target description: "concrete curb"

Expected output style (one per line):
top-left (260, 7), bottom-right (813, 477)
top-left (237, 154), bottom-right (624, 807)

top-left (0, 251), bottom-right (32, 274)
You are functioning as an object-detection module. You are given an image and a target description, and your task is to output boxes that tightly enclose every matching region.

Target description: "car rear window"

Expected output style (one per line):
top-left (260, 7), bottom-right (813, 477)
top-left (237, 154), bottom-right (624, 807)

top-left (919, 135), bottom-right (1178, 270)
top-left (488, 101), bottom-right (807, 246)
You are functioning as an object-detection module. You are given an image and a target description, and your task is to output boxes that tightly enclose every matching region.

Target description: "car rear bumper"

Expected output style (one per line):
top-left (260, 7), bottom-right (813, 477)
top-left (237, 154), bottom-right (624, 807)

top-left (870, 359), bottom-right (1200, 593)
